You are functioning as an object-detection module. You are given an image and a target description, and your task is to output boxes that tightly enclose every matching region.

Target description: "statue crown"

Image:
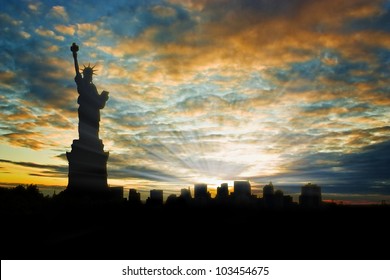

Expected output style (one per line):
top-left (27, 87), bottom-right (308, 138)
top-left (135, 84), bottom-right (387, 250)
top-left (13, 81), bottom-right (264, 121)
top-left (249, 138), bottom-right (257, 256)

top-left (82, 63), bottom-right (97, 76)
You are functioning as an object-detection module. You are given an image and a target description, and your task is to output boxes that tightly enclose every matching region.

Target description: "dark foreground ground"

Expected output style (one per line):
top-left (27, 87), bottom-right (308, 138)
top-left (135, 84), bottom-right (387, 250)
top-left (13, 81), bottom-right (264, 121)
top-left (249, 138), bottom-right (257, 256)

top-left (1, 191), bottom-right (389, 260)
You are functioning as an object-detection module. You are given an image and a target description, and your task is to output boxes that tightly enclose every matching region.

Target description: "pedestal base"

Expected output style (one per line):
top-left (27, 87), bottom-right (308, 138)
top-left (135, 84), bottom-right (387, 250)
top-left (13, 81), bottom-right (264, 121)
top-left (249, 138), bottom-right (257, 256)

top-left (66, 139), bottom-right (109, 194)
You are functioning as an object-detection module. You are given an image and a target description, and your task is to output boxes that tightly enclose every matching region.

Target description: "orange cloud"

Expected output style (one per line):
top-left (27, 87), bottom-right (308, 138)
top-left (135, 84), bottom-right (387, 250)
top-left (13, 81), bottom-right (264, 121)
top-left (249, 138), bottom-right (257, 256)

top-left (121, 0), bottom-right (386, 79)
top-left (49, 6), bottom-right (69, 21)
top-left (0, 106), bottom-right (34, 121)
top-left (0, 71), bottom-right (16, 86)
top-left (35, 27), bottom-right (64, 41)
top-left (3, 132), bottom-right (47, 150)
top-left (54, 24), bottom-right (75, 36)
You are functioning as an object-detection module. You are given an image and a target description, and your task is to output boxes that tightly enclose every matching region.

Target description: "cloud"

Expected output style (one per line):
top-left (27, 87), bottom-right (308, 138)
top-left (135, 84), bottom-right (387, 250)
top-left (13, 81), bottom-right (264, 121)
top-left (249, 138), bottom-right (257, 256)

top-left (0, 71), bottom-right (16, 86)
top-left (0, 12), bottom-right (22, 26)
top-left (253, 139), bottom-right (390, 195)
top-left (54, 24), bottom-right (75, 36)
top-left (151, 5), bottom-right (177, 18)
top-left (49, 6), bottom-right (69, 21)
top-left (109, 165), bottom-right (180, 182)
top-left (35, 27), bottom-right (65, 41)
top-left (0, 94), bottom-right (75, 150)
top-left (83, 0), bottom-right (389, 94)
top-left (28, 2), bottom-right (42, 13)
top-left (2, 132), bottom-right (47, 150)
top-left (19, 31), bottom-right (31, 39)
top-left (104, 153), bottom-right (183, 182)
top-left (5, 46), bottom-right (76, 112)
top-left (0, 158), bottom-right (67, 177)
top-left (76, 22), bottom-right (100, 37)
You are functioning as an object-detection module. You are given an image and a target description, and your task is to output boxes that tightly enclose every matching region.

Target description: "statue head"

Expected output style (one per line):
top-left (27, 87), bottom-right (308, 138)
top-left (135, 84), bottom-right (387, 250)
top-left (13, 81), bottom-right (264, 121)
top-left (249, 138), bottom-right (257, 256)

top-left (82, 63), bottom-right (97, 83)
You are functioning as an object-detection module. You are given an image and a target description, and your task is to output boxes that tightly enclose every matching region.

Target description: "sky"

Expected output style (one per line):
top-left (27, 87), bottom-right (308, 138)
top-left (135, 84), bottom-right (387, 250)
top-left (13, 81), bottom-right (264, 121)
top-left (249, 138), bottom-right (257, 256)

top-left (0, 0), bottom-right (390, 204)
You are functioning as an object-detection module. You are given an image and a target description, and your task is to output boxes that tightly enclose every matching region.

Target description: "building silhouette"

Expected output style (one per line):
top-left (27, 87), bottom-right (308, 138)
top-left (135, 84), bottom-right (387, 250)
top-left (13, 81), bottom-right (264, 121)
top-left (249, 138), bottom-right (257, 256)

top-left (166, 194), bottom-right (178, 205)
top-left (299, 183), bottom-right (322, 208)
top-left (180, 187), bottom-right (192, 201)
top-left (261, 182), bottom-right (295, 209)
top-left (146, 189), bottom-right (164, 206)
top-left (232, 180), bottom-right (251, 197)
top-left (263, 182), bottom-right (275, 207)
top-left (274, 189), bottom-right (284, 208)
top-left (283, 195), bottom-right (294, 208)
top-left (216, 183), bottom-right (229, 200)
top-left (194, 183), bottom-right (211, 200)
top-left (230, 180), bottom-right (256, 206)
top-left (128, 188), bottom-right (141, 205)
top-left (193, 183), bottom-right (211, 206)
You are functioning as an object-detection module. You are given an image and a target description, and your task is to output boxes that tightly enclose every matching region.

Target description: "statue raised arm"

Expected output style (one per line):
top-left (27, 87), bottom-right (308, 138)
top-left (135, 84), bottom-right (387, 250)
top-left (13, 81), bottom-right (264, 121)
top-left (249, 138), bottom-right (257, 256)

top-left (70, 43), bottom-right (80, 76)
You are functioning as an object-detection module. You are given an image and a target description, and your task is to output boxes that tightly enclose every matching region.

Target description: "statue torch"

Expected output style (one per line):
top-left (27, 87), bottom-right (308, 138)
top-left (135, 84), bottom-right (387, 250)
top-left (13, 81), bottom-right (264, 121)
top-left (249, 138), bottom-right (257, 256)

top-left (70, 42), bottom-right (80, 75)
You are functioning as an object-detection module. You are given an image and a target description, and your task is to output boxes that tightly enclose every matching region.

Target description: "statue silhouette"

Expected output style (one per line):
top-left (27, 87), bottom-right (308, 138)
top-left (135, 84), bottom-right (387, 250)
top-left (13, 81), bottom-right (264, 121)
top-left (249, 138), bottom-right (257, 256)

top-left (66, 43), bottom-right (110, 194)
top-left (71, 43), bottom-right (109, 141)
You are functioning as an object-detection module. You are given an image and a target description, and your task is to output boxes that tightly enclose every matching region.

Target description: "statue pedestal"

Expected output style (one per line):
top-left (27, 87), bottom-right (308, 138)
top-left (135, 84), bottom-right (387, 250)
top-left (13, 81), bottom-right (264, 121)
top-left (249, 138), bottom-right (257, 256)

top-left (66, 139), bottom-right (109, 194)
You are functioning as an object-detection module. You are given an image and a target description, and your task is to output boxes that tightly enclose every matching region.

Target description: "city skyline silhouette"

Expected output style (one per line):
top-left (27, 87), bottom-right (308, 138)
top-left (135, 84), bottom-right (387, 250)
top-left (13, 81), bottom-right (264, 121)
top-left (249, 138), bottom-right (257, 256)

top-left (1, 182), bottom-right (389, 260)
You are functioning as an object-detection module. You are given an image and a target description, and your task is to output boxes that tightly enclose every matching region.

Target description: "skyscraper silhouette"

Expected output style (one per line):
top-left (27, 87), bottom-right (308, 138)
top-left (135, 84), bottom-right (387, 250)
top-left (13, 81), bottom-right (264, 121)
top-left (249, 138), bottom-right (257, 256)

top-left (299, 183), bottom-right (322, 208)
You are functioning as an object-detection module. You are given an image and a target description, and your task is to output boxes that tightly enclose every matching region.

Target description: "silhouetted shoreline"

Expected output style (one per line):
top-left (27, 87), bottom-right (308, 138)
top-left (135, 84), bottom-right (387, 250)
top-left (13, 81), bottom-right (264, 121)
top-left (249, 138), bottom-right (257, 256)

top-left (1, 185), bottom-right (389, 260)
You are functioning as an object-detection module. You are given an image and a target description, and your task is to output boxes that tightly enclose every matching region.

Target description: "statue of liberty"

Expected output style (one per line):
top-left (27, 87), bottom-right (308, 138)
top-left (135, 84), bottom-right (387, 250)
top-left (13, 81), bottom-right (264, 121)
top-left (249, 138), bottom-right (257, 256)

top-left (66, 43), bottom-right (111, 194)
top-left (70, 42), bottom-right (109, 141)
